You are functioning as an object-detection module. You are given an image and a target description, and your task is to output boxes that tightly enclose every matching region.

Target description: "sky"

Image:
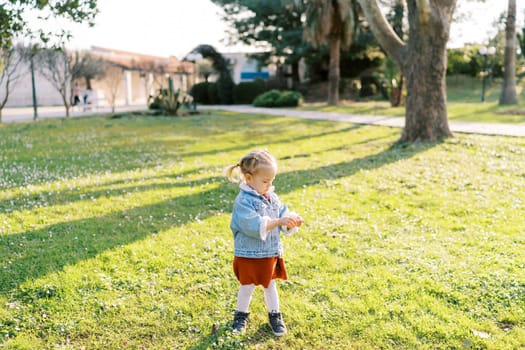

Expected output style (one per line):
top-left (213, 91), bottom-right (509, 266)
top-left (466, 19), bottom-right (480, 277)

top-left (25, 0), bottom-right (525, 59)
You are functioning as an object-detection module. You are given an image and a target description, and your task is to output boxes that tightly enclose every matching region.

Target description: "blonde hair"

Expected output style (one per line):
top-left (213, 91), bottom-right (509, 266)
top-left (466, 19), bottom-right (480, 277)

top-left (224, 149), bottom-right (277, 182)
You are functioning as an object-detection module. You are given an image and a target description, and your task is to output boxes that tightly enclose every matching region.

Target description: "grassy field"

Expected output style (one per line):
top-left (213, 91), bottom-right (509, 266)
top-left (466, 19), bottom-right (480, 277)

top-left (0, 112), bottom-right (524, 349)
top-left (302, 75), bottom-right (525, 124)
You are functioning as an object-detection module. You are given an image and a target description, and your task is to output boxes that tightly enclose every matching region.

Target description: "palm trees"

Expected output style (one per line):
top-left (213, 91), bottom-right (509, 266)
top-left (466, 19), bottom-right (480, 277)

top-left (303, 0), bottom-right (357, 105)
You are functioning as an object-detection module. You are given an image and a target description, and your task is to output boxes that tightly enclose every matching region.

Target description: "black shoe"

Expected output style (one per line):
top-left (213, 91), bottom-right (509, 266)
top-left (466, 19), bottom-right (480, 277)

top-left (232, 311), bottom-right (249, 334)
top-left (268, 312), bottom-right (287, 336)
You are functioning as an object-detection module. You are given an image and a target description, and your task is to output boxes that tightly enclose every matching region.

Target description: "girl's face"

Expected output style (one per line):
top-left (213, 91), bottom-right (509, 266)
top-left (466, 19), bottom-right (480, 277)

top-left (245, 165), bottom-right (276, 195)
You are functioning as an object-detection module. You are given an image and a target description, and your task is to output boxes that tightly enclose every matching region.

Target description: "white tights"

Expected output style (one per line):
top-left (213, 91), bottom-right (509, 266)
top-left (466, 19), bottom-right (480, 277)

top-left (236, 280), bottom-right (280, 313)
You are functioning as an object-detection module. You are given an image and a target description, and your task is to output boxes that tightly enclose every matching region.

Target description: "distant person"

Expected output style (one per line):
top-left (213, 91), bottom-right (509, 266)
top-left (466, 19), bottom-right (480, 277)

top-left (73, 83), bottom-right (81, 106)
top-left (83, 88), bottom-right (91, 105)
top-left (224, 149), bottom-right (303, 336)
top-left (83, 88), bottom-right (92, 111)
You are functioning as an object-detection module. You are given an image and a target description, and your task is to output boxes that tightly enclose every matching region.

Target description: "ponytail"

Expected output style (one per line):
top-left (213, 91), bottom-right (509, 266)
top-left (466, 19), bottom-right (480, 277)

top-left (223, 163), bottom-right (241, 182)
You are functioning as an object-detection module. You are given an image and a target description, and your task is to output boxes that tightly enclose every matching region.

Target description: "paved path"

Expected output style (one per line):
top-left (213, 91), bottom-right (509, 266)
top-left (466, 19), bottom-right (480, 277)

top-left (200, 105), bottom-right (525, 137)
top-left (3, 104), bottom-right (524, 137)
top-left (1, 104), bottom-right (147, 123)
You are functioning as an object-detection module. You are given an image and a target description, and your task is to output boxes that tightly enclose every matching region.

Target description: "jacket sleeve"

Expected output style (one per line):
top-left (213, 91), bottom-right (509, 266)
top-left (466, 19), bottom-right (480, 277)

top-left (234, 197), bottom-right (270, 240)
top-left (278, 203), bottom-right (299, 235)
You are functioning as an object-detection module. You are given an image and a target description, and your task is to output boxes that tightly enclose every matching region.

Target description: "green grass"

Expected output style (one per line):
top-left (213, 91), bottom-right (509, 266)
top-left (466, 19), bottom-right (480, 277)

top-left (301, 75), bottom-right (525, 124)
top-left (0, 112), bottom-right (524, 349)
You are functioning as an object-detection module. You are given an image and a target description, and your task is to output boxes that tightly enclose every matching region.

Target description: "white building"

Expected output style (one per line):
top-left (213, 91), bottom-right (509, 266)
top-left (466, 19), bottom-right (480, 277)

top-left (1, 46), bottom-right (194, 108)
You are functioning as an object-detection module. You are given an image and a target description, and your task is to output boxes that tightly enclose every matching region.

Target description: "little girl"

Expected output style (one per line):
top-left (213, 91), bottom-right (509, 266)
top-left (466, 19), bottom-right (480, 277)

top-left (224, 149), bottom-right (303, 336)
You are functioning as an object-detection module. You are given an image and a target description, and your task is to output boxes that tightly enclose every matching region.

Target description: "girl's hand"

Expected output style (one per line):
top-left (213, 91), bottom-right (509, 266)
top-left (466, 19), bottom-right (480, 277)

top-left (279, 216), bottom-right (295, 229)
top-left (280, 215), bottom-right (303, 229)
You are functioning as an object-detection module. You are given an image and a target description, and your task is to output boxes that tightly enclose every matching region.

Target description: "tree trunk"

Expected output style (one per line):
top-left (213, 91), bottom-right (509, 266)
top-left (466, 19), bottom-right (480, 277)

top-left (0, 97), bottom-right (7, 123)
top-left (328, 35), bottom-right (341, 105)
top-left (85, 77), bottom-right (93, 90)
top-left (499, 0), bottom-right (518, 105)
top-left (390, 74), bottom-right (404, 107)
top-left (291, 61), bottom-right (300, 89)
top-left (358, 0), bottom-right (455, 142)
top-left (402, 36), bottom-right (452, 141)
top-left (61, 93), bottom-right (70, 118)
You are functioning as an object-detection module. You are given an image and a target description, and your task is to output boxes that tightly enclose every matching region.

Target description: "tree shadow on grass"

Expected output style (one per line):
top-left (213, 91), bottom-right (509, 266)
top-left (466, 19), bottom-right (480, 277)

top-left (178, 122), bottom-right (364, 159)
top-left (0, 166), bottom-right (212, 214)
top-left (0, 123), bottom-right (370, 214)
top-left (0, 140), bottom-right (438, 299)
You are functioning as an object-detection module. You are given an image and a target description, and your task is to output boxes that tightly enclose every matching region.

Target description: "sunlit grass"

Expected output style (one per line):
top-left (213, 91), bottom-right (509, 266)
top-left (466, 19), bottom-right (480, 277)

top-left (0, 112), bottom-right (524, 349)
top-left (300, 101), bottom-right (525, 124)
top-left (300, 75), bottom-right (525, 124)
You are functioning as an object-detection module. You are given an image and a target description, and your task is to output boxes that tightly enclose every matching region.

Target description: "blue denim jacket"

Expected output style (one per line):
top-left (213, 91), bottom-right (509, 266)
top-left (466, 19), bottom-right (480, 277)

top-left (230, 183), bottom-right (296, 258)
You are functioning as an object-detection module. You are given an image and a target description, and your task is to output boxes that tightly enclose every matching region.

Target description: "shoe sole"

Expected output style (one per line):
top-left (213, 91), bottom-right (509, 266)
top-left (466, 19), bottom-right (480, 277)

top-left (270, 327), bottom-right (287, 337)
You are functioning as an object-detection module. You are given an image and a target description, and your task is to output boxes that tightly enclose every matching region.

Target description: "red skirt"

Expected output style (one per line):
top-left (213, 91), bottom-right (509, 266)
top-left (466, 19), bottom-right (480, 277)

top-left (233, 256), bottom-right (288, 288)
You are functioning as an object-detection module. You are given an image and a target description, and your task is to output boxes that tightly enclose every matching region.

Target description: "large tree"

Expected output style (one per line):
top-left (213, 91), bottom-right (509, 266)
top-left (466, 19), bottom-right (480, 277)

top-left (357, 0), bottom-right (454, 142)
top-left (303, 0), bottom-right (359, 105)
top-left (0, 0), bottom-right (98, 48)
top-left (499, 0), bottom-right (518, 105)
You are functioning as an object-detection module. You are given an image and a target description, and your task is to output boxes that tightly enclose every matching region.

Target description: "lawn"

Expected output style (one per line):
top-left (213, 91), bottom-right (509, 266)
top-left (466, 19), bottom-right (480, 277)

top-left (0, 112), bottom-right (524, 349)
top-left (301, 75), bottom-right (525, 124)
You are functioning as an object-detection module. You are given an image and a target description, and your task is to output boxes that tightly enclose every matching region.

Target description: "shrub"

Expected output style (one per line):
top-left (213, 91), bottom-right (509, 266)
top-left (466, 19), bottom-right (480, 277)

top-left (275, 90), bottom-right (303, 107)
top-left (253, 90), bottom-right (282, 107)
top-left (232, 79), bottom-right (267, 104)
top-left (148, 87), bottom-right (193, 116)
top-left (217, 73), bottom-right (234, 104)
top-left (207, 82), bottom-right (220, 105)
top-left (148, 90), bottom-right (165, 110)
top-left (189, 81), bottom-right (225, 105)
top-left (253, 89), bottom-right (303, 107)
top-left (189, 82), bottom-right (210, 105)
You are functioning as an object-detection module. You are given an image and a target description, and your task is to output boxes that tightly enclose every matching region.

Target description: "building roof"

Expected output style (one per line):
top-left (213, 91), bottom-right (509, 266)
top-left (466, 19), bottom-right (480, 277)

top-left (90, 46), bottom-right (194, 74)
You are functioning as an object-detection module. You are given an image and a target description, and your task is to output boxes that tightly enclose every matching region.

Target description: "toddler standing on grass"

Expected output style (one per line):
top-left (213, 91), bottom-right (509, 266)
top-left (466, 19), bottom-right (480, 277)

top-left (224, 149), bottom-right (303, 336)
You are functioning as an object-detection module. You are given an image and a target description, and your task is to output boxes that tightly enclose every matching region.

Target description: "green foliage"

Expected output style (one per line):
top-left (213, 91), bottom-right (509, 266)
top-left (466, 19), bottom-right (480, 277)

top-left (447, 48), bottom-right (476, 76)
top-left (275, 90), bottom-right (303, 107)
top-left (190, 82), bottom-right (211, 105)
top-left (188, 82), bottom-right (222, 105)
top-left (303, 0), bottom-right (359, 50)
top-left (217, 73), bottom-right (234, 105)
top-left (0, 112), bottom-right (524, 348)
top-left (232, 79), bottom-right (267, 104)
top-left (148, 87), bottom-right (193, 115)
top-left (0, 1), bottom-right (99, 48)
top-left (210, 0), bottom-right (309, 86)
top-left (189, 45), bottom-right (235, 104)
top-left (253, 89), bottom-right (303, 107)
top-left (208, 82), bottom-right (221, 104)
top-left (253, 89), bottom-right (281, 107)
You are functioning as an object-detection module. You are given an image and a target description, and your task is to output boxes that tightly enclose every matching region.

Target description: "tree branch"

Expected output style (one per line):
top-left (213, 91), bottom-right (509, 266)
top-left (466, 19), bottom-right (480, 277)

top-left (357, 0), bottom-right (406, 70)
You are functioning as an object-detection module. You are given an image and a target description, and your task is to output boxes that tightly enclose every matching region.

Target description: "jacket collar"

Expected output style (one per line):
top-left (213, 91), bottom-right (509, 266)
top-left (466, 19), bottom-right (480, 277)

top-left (239, 182), bottom-right (275, 198)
